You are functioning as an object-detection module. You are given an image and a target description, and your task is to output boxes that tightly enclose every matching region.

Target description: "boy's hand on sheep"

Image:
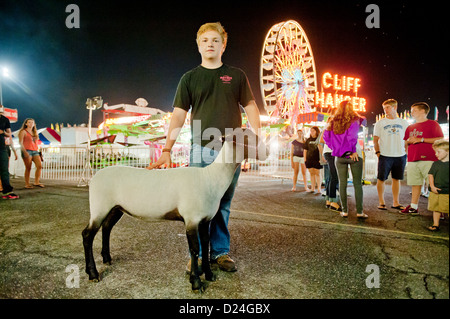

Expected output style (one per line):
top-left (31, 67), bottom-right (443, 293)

top-left (146, 152), bottom-right (172, 170)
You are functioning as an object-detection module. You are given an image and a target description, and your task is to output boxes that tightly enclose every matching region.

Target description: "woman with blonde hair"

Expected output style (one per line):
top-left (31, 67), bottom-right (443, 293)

top-left (18, 118), bottom-right (44, 188)
top-left (323, 101), bottom-right (367, 218)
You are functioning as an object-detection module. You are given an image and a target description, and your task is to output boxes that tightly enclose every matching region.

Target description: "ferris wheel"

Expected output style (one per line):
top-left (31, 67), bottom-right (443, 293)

top-left (260, 20), bottom-right (317, 124)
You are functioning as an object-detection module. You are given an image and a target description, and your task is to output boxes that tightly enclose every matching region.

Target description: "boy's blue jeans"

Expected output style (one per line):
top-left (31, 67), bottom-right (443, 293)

top-left (189, 143), bottom-right (240, 260)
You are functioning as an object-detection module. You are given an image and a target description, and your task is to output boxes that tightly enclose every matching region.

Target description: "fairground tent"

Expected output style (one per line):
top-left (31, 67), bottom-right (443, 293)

top-left (11, 127), bottom-right (61, 146)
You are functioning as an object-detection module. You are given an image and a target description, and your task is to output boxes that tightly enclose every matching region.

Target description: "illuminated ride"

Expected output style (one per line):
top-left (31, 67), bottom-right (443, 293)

top-left (260, 20), bottom-right (317, 126)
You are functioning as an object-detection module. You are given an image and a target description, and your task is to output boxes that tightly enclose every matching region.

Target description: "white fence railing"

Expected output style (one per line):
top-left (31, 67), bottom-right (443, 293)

top-left (9, 143), bottom-right (378, 184)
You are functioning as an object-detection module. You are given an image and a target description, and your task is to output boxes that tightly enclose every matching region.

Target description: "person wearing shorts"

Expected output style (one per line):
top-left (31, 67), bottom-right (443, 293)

top-left (292, 156), bottom-right (305, 164)
top-left (427, 139), bottom-right (449, 231)
top-left (401, 102), bottom-right (443, 215)
top-left (290, 129), bottom-right (308, 192)
top-left (373, 99), bottom-right (408, 211)
top-left (18, 118), bottom-right (44, 188)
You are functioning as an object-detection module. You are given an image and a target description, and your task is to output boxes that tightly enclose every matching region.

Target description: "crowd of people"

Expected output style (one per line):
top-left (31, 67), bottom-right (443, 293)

top-left (0, 106), bottom-right (44, 199)
top-left (289, 99), bottom-right (448, 230)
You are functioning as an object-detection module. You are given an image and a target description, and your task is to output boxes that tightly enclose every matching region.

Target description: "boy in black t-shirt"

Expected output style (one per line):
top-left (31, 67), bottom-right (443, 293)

top-left (147, 23), bottom-right (262, 272)
top-left (427, 139), bottom-right (449, 231)
top-left (173, 64), bottom-right (255, 148)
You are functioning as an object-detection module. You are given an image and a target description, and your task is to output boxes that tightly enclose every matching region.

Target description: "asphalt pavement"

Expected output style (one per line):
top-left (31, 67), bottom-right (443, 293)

top-left (0, 174), bottom-right (448, 301)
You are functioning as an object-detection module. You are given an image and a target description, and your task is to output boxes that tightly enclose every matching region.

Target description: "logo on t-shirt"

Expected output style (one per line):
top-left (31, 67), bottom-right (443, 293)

top-left (409, 128), bottom-right (423, 138)
top-left (220, 75), bottom-right (232, 84)
top-left (384, 124), bottom-right (404, 135)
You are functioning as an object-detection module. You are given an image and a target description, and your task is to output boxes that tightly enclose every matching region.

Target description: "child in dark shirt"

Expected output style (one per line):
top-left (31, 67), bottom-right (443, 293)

top-left (427, 139), bottom-right (449, 231)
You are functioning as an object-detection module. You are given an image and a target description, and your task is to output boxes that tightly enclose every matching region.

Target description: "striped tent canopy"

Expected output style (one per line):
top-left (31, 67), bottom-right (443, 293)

top-left (37, 127), bottom-right (61, 145)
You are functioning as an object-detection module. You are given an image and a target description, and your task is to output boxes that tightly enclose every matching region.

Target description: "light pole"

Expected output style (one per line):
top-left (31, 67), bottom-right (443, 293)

top-left (78, 96), bottom-right (103, 187)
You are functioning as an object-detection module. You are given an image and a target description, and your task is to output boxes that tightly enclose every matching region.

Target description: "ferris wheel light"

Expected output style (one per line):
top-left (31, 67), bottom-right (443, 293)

top-left (260, 20), bottom-right (317, 124)
top-left (265, 45), bottom-right (275, 54)
top-left (262, 63), bottom-right (274, 71)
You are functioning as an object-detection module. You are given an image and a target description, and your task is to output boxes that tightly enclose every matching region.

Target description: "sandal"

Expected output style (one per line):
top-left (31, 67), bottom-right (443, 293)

top-left (428, 225), bottom-right (440, 232)
top-left (340, 212), bottom-right (348, 217)
top-left (377, 204), bottom-right (387, 210)
top-left (33, 184), bottom-right (45, 188)
top-left (357, 213), bottom-right (369, 219)
top-left (25, 185), bottom-right (34, 189)
top-left (329, 204), bottom-right (342, 212)
top-left (391, 205), bottom-right (406, 211)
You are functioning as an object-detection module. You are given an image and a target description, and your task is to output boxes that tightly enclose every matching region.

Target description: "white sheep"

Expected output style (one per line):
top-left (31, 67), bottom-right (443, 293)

top-left (82, 128), bottom-right (267, 291)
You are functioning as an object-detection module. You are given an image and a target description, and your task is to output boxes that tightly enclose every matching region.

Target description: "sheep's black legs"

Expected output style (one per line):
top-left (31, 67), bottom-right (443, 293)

top-left (101, 207), bottom-right (123, 265)
top-left (186, 226), bottom-right (203, 291)
top-left (199, 220), bottom-right (216, 282)
top-left (186, 220), bottom-right (216, 291)
top-left (82, 221), bottom-right (101, 281)
top-left (83, 206), bottom-right (123, 282)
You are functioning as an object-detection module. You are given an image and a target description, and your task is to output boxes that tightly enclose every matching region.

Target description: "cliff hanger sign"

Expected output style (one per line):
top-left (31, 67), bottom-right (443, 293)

top-left (315, 72), bottom-right (367, 112)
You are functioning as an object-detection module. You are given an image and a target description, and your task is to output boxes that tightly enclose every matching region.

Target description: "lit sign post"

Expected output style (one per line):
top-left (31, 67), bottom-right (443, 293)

top-left (315, 72), bottom-right (367, 112)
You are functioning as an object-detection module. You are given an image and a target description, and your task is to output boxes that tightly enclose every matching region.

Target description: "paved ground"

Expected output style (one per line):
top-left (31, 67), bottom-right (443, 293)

top-left (0, 174), bottom-right (448, 301)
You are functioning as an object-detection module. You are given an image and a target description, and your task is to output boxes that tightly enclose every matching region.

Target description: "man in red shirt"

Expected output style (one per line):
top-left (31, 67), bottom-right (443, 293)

top-left (401, 102), bottom-right (444, 215)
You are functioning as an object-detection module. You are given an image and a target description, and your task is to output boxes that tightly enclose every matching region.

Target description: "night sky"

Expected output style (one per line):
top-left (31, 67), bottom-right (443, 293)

top-left (1, 0), bottom-right (448, 132)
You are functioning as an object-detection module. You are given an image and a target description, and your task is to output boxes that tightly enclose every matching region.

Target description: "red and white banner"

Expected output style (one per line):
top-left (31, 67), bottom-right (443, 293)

top-left (3, 107), bottom-right (18, 123)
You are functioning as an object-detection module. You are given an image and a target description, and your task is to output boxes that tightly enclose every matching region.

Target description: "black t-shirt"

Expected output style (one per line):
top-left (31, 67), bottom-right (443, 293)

top-left (428, 160), bottom-right (449, 194)
top-left (305, 137), bottom-right (320, 163)
top-left (0, 115), bottom-right (11, 150)
top-left (292, 140), bottom-right (304, 157)
top-left (173, 64), bottom-right (255, 147)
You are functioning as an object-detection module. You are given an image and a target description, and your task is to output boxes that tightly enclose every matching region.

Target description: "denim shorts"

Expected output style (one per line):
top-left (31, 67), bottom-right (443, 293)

top-left (22, 150), bottom-right (40, 158)
top-left (377, 154), bottom-right (407, 181)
